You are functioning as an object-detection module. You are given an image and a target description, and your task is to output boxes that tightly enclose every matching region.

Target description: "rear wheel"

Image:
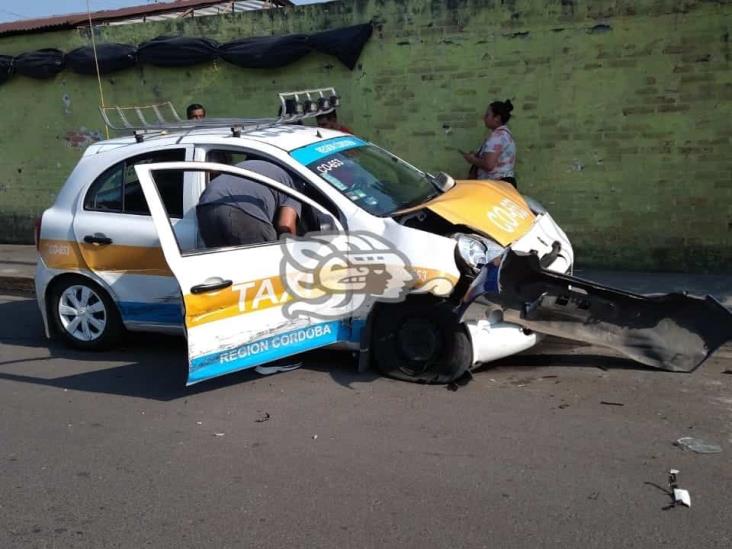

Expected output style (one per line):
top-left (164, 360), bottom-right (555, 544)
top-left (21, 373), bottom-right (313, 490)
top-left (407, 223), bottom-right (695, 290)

top-left (49, 276), bottom-right (123, 350)
top-left (372, 298), bottom-right (472, 384)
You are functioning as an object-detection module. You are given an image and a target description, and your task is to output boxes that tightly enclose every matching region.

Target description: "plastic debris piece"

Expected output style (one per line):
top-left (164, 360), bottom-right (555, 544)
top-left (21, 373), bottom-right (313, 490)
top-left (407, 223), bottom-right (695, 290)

top-left (667, 469), bottom-right (691, 508)
top-left (255, 412), bottom-right (271, 423)
top-left (600, 400), bottom-right (625, 406)
top-left (312, 434), bottom-right (318, 440)
top-left (214, 432), bottom-right (225, 437)
top-left (196, 421), bottom-right (203, 425)
top-left (673, 488), bottom-right (691, 508)
top-left (674, 437), bottom-right (722, 454)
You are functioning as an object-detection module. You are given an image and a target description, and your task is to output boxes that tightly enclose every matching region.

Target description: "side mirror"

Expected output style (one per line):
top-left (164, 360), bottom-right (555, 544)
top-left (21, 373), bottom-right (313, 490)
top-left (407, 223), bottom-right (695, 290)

top-left (316, 211), bottom-right (338, 232)
top-left (433, 172), bottom-right (456, 193)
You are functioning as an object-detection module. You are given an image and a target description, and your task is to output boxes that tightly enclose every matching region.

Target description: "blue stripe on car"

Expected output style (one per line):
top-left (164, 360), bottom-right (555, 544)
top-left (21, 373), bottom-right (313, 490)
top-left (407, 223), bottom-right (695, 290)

top-left (187, 320), bottom-right (350, 385)
top-left (290, 136), bottom-right (366, 165)
top-left (118, 302), bottom-right (183, 324)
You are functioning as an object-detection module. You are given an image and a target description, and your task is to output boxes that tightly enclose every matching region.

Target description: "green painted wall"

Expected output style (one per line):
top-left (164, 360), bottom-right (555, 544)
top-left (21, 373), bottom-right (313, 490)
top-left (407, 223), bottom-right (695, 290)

top-left (0, 0), bottom-right (730, 272)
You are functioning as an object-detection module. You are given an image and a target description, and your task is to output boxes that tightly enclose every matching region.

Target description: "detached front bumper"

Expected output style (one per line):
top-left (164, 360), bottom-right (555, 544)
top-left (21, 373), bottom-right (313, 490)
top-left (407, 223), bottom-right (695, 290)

top-left (460, 251), bottom-right (732, 372)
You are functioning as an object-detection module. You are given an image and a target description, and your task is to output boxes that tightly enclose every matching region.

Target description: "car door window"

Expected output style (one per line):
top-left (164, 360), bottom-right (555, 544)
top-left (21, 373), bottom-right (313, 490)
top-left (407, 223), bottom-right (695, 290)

top-left (206, 149), bottom-right (250, 167)
top-left (84, 164), bottom-right (123, 211)
top-left (84, 149), bottom-right (186, 217)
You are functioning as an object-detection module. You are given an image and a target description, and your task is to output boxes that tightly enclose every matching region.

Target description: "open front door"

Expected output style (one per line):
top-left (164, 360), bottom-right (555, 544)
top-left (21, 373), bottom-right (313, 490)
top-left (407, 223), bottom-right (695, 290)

top-left (135, 161), bottom-right (354, 385)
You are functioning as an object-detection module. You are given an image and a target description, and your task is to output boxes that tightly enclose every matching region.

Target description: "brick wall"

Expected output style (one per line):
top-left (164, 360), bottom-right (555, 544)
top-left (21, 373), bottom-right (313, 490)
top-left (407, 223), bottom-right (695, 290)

top-left (0, 0), bottom-right (730, 272)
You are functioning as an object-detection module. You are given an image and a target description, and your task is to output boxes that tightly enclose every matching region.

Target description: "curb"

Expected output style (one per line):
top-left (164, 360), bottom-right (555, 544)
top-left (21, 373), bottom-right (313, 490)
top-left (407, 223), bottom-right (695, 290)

top-left (0, 276), bottom-right (35, 295)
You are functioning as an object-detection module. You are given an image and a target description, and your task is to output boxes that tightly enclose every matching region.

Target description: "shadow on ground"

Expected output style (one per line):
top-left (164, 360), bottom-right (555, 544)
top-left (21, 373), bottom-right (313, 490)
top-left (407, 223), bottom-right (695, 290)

top-left (2, 296), bottom-right (676, 401)
top-left (0, 297), bottom-right (381, 401)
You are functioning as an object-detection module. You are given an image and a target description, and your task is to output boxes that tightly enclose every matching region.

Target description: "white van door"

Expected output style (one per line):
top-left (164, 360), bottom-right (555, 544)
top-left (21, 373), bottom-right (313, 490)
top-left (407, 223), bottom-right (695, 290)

top-left (134, 161), bottom-right (355, 385)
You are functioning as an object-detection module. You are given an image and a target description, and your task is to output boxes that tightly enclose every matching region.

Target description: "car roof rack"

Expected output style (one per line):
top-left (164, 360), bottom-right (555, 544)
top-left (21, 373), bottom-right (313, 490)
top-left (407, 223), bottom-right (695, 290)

top-left (99, 87), bottom-right (341, 140)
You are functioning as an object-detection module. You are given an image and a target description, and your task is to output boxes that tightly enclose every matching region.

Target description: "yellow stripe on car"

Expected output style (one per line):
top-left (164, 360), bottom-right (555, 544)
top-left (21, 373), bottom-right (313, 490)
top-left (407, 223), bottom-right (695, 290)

top-left (39, 239), bottom-right (172, 276)
top-left (40, 239), bottom-right (459, 328)
top-left (183, 267), bottom-right (459, 328)
top-left (184, 276), bottom-right (291, 328)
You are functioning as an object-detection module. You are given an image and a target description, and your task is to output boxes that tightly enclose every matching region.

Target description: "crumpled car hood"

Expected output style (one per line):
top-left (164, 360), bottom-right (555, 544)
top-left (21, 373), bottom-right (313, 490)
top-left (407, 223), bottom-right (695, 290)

top-left (423, 180), bottom-right (536, 246)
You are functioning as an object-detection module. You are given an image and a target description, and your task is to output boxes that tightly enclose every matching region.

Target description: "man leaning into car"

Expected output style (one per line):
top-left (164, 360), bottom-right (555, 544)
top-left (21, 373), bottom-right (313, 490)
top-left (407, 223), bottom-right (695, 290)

top-left (196, 160), bottom-right (307, 377)
top-left (196, 160), bottom-right (301, 247)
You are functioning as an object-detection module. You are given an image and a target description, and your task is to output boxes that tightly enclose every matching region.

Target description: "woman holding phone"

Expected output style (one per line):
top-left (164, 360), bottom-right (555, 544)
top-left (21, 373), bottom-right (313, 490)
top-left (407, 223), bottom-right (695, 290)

top-left (462, 99), bottom-right (517, 188)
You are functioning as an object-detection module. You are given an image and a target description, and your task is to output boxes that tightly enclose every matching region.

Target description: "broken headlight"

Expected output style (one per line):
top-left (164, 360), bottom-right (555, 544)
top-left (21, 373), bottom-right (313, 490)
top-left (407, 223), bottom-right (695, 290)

top-left (453, 234), bottom-right (504, 273)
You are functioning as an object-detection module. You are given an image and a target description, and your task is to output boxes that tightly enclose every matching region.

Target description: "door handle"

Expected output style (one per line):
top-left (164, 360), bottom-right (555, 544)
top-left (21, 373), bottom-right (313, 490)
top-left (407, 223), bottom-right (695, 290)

top-left (83, 234), bottom-right (113, 245)
top-left (190, 279), bottom-right (233, 294)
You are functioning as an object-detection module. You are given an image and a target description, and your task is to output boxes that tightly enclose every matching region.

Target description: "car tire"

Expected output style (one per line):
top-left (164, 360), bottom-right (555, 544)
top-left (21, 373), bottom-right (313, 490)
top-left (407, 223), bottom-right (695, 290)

top-left (371, 298), bottom-right (473, 384)
top-left (49, 276), bottom-right (123, 350)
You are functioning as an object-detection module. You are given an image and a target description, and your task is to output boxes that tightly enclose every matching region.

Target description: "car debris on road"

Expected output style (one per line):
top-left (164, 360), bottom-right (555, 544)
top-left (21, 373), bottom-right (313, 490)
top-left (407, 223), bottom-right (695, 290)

top-left (669, 469), bottom-right (691, 508)
top-left (674, 437), bottom-right (722, 454)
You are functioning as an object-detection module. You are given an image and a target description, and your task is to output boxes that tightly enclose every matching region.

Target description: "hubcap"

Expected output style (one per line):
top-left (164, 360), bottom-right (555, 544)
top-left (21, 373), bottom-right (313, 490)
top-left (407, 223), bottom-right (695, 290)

top-left (58, 285), bottom-right (107, 342)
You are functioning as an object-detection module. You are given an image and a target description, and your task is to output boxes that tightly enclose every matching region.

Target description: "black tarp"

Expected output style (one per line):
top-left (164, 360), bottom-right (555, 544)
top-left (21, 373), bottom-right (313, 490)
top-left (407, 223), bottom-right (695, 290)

top-left (219, 34), bottom-right (310, 68)
top-left (0, 23), bottom-right (373, 85)
top-left (137, 36), bottom-right (219, 67)
top-left (0, 55), bottom-right (12, 84)
top-left (309, 23), bottom-right (373, 70)
top-left (65, 43), bottom-right (137, 75)
top-left (14, 48), bottom-right (65, 79)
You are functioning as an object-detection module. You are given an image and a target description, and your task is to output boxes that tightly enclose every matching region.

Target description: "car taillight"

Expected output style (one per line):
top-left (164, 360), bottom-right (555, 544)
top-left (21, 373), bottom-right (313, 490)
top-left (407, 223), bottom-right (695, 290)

top-left (34, 215), bottom-right (43, 251)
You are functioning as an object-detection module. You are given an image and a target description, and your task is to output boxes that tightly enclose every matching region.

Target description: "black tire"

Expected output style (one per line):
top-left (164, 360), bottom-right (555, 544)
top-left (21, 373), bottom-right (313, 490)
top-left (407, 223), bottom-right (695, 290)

top-left (48, 275), bottom-right (123, 350)
top-left (371, 298), bottom-right (473, 384)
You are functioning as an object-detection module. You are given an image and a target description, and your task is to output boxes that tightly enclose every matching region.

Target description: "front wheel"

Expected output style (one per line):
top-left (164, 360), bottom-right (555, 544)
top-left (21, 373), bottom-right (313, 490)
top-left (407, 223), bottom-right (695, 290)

top-left (49, 276), bottom-right (123, 350)
top-left (371, 298), bottom-right (473, 384)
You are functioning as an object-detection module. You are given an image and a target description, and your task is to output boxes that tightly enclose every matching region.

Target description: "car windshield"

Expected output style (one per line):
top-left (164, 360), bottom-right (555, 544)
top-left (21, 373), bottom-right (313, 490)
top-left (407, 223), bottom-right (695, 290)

top-left (291, 137), bottom-right (439, 216)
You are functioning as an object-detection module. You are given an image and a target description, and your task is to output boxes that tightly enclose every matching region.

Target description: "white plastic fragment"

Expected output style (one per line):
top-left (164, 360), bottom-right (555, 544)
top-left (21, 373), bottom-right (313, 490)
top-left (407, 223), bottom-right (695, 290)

top-left (312, 434), bottom-right (318, 440)
top-left (673, 488), bottom-right (691, 508)
top-left (214, 432), bottom-right (225, 437)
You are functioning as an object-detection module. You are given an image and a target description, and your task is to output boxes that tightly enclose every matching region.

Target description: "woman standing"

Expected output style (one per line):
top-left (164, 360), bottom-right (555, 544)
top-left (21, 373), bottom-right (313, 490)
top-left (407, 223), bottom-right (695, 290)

top-left (462, 99), bottom-right (517, 187)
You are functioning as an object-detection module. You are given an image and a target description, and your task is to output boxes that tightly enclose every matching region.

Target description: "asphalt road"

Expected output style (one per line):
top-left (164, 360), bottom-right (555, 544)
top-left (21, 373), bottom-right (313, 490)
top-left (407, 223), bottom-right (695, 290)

top-left (1, 293), bottom-right (730, 548)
